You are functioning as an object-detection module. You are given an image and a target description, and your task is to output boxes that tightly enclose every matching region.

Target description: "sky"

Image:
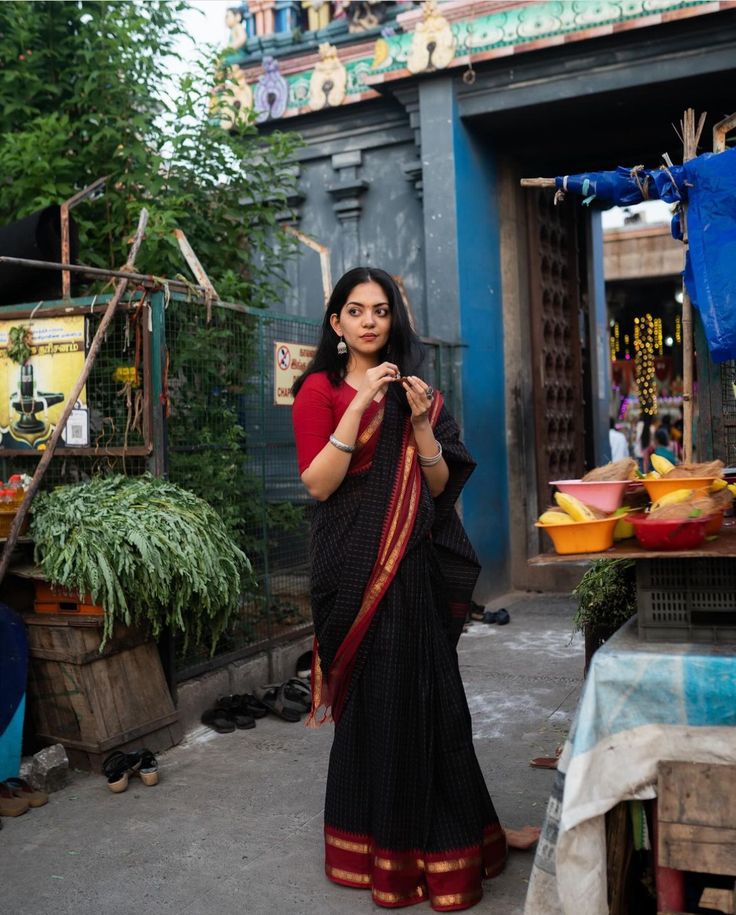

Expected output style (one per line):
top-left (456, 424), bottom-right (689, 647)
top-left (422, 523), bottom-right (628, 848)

top-left (173, 0), bottom-right (232, 73)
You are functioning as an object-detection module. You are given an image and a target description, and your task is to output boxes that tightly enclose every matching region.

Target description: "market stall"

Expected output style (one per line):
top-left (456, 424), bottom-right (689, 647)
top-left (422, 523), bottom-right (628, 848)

top-left (521, 109), bottom-right (736, 914)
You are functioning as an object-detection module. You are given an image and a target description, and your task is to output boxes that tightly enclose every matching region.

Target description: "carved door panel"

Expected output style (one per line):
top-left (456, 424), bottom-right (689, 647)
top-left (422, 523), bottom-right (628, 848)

top-left (526, 192), bottom-right (586, 517)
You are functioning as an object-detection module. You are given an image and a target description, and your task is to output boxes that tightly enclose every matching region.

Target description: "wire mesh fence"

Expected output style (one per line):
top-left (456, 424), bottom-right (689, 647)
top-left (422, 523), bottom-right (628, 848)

top-left (1, 291), bottom-right (461, 681)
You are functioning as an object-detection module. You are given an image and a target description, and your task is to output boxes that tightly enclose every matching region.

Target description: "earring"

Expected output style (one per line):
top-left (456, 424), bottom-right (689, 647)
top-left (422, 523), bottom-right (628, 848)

top-left (337, 336), bottom-right (347, 356)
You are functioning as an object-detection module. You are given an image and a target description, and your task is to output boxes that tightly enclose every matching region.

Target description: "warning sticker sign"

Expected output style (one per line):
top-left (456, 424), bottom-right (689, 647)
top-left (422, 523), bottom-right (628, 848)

top-left (274, 341), bottom-right (317, 405)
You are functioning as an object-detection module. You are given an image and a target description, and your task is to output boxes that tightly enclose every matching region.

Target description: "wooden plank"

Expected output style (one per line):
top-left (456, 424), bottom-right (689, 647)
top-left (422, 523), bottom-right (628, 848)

top-left (659, 823), bottom-right (736, 875)
top-left (606, 802), bottom-right (632, 915)
top-left (658, 761), bottom-right (736, 876)
top-left (659, 761), bottom-right (736, 828)
top-left (530, 527), bottom-right (736, 565)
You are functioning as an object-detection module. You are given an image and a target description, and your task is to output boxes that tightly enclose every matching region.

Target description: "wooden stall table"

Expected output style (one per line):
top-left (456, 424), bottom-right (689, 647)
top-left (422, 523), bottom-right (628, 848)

top-left (523, 534), bottom-right (736, 915)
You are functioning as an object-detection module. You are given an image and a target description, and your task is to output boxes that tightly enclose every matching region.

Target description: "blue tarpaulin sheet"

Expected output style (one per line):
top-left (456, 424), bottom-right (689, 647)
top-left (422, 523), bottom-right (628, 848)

top-left (556, 149), bottom-right (736, 362)
top-left (680, 148), bottom-right (736, 362)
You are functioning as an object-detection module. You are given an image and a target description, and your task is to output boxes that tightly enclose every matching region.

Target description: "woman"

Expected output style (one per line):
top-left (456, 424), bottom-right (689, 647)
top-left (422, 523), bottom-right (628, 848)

top-left (292, 267), bottom-right (526, 911)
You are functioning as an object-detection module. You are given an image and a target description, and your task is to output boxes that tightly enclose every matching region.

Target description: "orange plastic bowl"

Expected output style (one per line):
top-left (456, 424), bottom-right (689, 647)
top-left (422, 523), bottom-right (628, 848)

top-left (642, 477), bottom-right (716, 502)
top-left (535, 516), bottom-right (619, 555)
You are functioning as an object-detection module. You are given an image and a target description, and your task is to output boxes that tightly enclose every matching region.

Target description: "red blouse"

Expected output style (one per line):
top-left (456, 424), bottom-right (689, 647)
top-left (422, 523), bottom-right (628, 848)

top-left (292, 371), bottom-right (382, 475)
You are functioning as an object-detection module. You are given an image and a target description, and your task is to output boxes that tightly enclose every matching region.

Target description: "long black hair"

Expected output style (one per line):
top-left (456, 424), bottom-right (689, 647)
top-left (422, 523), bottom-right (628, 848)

top-left (292, 267), bottom-right (424, 408)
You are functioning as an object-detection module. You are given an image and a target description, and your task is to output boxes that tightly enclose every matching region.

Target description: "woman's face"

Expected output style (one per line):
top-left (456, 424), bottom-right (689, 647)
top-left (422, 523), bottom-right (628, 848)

top-left (330, 281), bottom-right (392, 360)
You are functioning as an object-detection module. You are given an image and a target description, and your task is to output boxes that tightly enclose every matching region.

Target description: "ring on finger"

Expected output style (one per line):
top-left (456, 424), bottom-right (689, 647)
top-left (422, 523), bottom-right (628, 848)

top-left (426, 385), bottom-right (434, 399)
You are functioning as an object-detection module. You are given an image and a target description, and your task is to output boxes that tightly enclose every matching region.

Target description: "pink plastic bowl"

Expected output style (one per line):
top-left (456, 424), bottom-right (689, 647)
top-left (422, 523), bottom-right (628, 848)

top-left (550, 480), bottom-right (628, 514)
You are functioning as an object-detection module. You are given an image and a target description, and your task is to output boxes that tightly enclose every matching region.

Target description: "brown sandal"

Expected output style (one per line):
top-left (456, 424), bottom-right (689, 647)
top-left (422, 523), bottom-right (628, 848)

top-left (0, 781), bottom-right (30, 817)
top-left (5, 777), bottom-right (48, 808)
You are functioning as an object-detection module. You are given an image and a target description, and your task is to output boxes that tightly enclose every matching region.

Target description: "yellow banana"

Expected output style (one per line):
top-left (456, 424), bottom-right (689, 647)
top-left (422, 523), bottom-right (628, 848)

top-left (650, 488), bottom-right (694, 514)
top-left (728, 483), bottom-right (736, 497)
top-left (650, 453), bottom-right (675, 475)
top-left (711, 478), bottom-right (728, 492)
top-left (538, 510), bottom-right (573, 526)
top-left (644, 470), bottom-right (661, 480)
top-left (554, 492), bottom-right (597, 522)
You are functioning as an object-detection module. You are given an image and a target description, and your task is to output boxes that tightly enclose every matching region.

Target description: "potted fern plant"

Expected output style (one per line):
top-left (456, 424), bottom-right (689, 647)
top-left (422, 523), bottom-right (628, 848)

top-left (573, 559), bottom-right (637, 672)
top-left (21, 474), bottom-right (254, 770)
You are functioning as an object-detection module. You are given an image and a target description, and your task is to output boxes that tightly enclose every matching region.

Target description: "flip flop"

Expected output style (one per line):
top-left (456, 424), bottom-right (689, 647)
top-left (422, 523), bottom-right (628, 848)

top-left (255, 684), bottom-right (301, 722)
top-left (529, 757), bottom-right (558, 769)
top-left (5, 777), bottom-right (48, 808)
top-left (215, 696), bottom-right (255, 729)
top-left (201, 707), bottom-right (236, 734)
top-left (282, 678), bottom-right (311, 712)
top-left (219, 693), bottom-right (268, 720)
top-left (483, 608), bottom-right (510, 625)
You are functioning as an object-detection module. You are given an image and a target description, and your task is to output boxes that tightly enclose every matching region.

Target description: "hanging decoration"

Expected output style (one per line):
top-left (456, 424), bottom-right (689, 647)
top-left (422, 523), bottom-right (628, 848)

top-left (308, 43), bottom-right (347, 110)
top-left (254, 55), bottom-right (289, 122)
top-left (407, 0), bottom-right (456, 74)
top-left (634, 313), bottom-right (657, 416)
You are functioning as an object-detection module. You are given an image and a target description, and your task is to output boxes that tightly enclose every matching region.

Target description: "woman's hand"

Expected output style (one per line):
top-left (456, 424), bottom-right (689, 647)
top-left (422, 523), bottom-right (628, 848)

top-left (402, 375), bottom-right (434, 426)
top-left (350, 361), bottom-right (400, 413)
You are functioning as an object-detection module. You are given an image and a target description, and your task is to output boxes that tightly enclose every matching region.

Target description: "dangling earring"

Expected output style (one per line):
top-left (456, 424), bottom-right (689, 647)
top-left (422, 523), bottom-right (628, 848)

top-left (337, 335), bottom-right (347, 356)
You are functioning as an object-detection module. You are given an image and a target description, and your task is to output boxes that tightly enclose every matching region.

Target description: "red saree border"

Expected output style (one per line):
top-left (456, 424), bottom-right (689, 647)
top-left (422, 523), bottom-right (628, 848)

top-left (307, 394), bottom-right (444, 727)
top-left (323, 823), bottom-right (507, 911)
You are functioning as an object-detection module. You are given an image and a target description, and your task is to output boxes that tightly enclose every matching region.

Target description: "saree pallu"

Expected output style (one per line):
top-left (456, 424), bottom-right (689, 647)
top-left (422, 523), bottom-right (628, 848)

top-left (309, 394), bottom-right (507, 911)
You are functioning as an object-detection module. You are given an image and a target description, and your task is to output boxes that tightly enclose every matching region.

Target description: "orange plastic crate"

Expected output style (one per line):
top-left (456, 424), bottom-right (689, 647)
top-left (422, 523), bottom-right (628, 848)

top-left (33, 581), bottom-right (104, 617)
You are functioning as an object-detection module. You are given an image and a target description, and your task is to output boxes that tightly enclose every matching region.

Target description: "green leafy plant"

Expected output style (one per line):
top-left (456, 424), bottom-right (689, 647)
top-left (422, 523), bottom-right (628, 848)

top-left (7, 325), bottom-right (32, 365)
top-left (30, 474), bottom-right (255, 651)
top-left (0, 1), bottom-right (299, 303)
top-left (573, 559), bottom-right (637, 635)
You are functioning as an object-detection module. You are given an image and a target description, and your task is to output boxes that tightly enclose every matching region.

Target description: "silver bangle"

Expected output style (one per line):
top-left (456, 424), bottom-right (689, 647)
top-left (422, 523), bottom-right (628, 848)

top-left (329, 434), bottom-right (356, 454)
top-left (417, 441), bottom-right (443, 466)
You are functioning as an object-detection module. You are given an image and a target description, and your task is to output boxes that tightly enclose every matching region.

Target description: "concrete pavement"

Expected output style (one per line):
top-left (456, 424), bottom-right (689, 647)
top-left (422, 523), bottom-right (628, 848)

top-left (0, 592), bottom-right (583, 915)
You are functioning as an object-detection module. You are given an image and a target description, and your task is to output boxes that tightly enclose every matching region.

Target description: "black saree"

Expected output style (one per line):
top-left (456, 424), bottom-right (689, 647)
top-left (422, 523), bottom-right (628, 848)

top-left (308, 392), bottom-right (507, 912)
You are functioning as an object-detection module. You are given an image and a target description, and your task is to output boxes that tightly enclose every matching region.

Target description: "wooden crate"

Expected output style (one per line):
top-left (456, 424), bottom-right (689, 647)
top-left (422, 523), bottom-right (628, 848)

top-left (23, 613), bottom-right (182, 772)
top-left (658, 760), bottom-right (736, 877)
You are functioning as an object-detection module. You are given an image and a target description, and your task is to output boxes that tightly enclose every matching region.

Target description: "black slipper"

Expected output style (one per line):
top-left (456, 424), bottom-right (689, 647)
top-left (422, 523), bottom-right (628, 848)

top-left (483, 608), bottom-right (510, 625)
top-left (216, 695), bottom-right (259, 727)
top-left (201, 707), bottom-right (236, 734)
top-left (254, 684), bottom-right (301, 722)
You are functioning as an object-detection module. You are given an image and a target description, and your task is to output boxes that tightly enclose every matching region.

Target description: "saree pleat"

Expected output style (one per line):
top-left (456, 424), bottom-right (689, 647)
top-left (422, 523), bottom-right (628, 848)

top-left (309, 395), bottom-right (506, 910)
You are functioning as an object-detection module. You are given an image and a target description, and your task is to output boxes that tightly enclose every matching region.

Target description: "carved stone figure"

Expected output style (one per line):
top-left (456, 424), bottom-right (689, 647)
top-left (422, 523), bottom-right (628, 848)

top-left (302, 0), bottom-right (331, 31)
top-left (218, 67), bottom-right (254, 129)
top-left (225, 5), bottom-right (248, 49)
top-left (254, 55), bottom-right (289, 122)
top-left (406, 0), bottom-right (455, 74)
top-left (308, 43), bottom-right (347, 110)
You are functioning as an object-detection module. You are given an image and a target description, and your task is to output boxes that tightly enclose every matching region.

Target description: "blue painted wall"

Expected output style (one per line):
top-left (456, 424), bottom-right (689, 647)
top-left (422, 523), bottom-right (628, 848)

top-left (452, 116), bottom-right (509, 594)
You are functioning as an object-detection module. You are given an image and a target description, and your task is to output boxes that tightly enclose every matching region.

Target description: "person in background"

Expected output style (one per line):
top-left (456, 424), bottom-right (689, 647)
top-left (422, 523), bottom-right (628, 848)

top-left (609, 417), bottom-right (630, 462)
top-left (634, 414), bottom-right (654, 472)
top-left (653, 427), bottom-right (677, 466)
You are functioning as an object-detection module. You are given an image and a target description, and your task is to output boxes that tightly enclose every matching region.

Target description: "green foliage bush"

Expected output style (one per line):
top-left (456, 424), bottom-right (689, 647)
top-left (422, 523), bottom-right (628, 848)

top-left (31, 474), bottom-right (255, 650)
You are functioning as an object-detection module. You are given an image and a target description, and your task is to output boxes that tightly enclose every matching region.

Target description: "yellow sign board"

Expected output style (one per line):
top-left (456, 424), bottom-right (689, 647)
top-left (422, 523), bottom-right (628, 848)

top-left (0, 316), bottom-right (88, 450)
top-left (274, 341), bottom-right (316, 405)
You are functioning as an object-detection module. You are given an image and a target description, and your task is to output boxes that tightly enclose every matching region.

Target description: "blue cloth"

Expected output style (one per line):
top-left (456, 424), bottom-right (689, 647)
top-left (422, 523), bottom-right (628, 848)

top-left (572, 620), bottom-right (736, 757)
top-left (680, 148), bottom-right (736, 362)
top-left (0, 602), bottom-right (28, 781)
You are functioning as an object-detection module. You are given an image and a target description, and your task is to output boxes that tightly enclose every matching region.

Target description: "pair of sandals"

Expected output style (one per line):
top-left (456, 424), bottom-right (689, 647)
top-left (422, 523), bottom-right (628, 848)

top-left (0, 778), bottom-right (48, 817)
top-left (255, 679), bottom-right (311, 722)
top-left (201, 693), bottom-right (269, 734)
top-left (103, 749), bottom-right (159, 793)
top-left (201, 680), bottom-right (312, 733)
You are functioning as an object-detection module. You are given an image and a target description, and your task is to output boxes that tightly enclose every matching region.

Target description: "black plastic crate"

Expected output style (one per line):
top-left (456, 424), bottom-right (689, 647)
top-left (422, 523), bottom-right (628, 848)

top-left (636, 558), bottom-right (736, 642)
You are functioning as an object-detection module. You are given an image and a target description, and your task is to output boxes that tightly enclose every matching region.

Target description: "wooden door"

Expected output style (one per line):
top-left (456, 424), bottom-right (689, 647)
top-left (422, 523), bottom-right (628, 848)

top-left (526, 191), bottom-right (586, 515)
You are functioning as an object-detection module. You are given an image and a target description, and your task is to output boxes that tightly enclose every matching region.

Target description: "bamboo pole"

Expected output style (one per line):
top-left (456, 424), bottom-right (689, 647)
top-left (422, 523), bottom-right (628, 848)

top-left (0, 254), bottom-right (202, 297)
top-left (679, 109), bottom-right (707, 463)
top-left (0, 208), bottom-right (149, 585)
top-left (519, 178), bottom-right (556, 188)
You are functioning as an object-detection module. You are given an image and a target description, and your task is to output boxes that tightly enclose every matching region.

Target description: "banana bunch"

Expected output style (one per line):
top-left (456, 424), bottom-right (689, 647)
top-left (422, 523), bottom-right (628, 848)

top-left (648, 487), bottom-right (720, 521)
top-left (650, 453), bottom-right (676, 476)
top-left (537, 493), bottom-right (602, 526)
